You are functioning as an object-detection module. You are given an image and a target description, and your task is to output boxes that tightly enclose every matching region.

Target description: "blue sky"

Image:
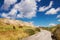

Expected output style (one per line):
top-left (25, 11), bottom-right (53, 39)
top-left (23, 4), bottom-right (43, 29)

top-left (0, 0), bottom-right (60, 27)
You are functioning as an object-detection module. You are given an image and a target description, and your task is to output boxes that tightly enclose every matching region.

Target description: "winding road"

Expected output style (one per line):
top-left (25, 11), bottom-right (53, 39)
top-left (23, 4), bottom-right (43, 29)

top-left (22, 30), bottom-right (52, 40)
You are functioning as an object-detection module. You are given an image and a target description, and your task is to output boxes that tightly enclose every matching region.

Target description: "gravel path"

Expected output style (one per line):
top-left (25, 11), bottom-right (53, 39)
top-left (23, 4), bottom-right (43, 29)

top-left (22, 30), bottom-right (52, 40)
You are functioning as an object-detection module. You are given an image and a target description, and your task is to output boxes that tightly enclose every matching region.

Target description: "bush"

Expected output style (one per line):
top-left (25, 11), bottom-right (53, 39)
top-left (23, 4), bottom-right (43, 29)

top-left (53, 29), bottom-right (60, 40)
top-left (53, 25), bottom-right (60, 40)
top-left (24, 29), bottom-right (35, 36)
top-left (35, 28), bottom-right (40, 32)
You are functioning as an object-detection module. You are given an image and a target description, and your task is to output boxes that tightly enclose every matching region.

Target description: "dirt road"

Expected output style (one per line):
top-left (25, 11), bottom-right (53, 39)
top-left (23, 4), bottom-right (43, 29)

top-left (22, 30), bottom-right (52, 40)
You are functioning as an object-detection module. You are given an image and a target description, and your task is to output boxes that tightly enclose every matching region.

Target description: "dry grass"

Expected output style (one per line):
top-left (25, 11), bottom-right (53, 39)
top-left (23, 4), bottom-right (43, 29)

top-left (0, 25), bottom-right (40, 40)
top-left (0, 18), bottom-right (40, 40)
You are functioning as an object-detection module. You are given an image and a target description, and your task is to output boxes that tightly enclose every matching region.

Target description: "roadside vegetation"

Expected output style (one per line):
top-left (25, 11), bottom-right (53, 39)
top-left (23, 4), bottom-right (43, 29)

top-left (39, 24), bottom-right (60, 40)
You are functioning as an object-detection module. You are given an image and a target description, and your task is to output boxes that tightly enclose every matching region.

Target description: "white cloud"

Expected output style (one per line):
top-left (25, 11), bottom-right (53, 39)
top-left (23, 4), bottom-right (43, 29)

top-left (57, 15), bottom-right (60, 22)
top-left (1, 0), bottom-right (17, 10)
top-left (4, 0), bottom-right (17, 4)
top-left (57, 19), bottom-right (60, 22)
top-left (2, 13), bottom-right (10, 19)
top-left (57, 15), bottom-right (60, 18)
top-left (2, 13), bottom-right (7, 18)
top-left (45, 8), bottom-right (60, 15)
top-left (1, 0), bottom-right (38, 19)
top-left (1, 8), bottom-right (17, 19)
top-left (39, 1), bottom-right (53, 12)
top-left (8, 9), bottom-right (17, 16)
top-left (16, 0), bottom-right (37, 19)
top-left (35, 0), bottom-right (41, 2)
top-left (49, 23), bottom-right (57, 26)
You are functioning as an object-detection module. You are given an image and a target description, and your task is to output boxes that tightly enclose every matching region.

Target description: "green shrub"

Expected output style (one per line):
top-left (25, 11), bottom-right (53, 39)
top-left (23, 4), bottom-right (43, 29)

top-left (24, 29), bottom-right (35, 36)
top-left (35, 28), bottom-right (40, 32)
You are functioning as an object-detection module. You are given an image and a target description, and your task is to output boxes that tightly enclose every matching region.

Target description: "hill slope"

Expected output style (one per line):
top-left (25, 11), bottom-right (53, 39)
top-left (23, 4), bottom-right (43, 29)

top-left (0, 18), bottom-right (40, 40)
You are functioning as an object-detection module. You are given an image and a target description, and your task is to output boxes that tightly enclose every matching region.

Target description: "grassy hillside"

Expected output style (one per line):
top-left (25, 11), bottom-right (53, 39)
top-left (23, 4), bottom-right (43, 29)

top-left (0, 18), bottom-right (40, 40)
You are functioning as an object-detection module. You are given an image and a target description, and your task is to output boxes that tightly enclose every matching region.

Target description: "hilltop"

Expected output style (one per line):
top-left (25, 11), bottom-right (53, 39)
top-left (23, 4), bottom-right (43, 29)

top-left (0, 18), bottom-right (35, 27)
